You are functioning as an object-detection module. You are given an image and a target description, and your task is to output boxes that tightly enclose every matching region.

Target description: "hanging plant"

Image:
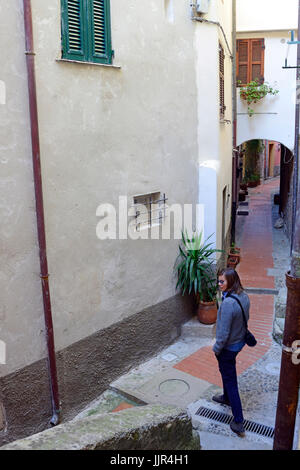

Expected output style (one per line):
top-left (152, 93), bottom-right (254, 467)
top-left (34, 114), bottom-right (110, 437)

top-left (238, 79), bottom-right (279, 117)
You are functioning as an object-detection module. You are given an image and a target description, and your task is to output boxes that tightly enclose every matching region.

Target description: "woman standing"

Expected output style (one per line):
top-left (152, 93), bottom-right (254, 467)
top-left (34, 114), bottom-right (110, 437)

top-left (212, 268), bottom-right (250, 436)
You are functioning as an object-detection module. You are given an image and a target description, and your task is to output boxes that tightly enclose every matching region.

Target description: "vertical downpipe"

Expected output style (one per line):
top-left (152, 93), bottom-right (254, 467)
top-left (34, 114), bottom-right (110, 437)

top-left (23, 0), bottom-right (60, 426)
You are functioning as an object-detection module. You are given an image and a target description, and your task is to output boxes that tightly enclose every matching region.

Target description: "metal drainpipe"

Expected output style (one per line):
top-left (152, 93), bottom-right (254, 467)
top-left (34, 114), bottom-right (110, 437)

top-left (23, 0), bottom-right (60, 426)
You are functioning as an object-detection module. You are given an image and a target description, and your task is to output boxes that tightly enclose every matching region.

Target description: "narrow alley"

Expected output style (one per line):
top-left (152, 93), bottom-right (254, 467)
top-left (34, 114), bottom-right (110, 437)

top-left (1, 0), bottom-right (300, 454)
top-left (66, 177), bottom-right (297, 450)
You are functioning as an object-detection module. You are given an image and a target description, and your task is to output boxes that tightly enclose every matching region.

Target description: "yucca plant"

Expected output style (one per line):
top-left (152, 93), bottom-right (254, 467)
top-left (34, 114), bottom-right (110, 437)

top-left (174, 230), bottom-right (222, 303)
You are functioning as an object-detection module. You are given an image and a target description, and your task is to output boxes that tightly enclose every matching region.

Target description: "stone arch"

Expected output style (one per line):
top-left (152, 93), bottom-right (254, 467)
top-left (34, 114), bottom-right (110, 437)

top-left (237, 137), bottom-right (293, 153)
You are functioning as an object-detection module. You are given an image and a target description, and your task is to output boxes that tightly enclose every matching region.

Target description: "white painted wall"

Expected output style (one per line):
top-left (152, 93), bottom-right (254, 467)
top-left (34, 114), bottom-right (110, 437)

top-left (194, 0), bottom-right (233, 251)
top-left (237, 31), bottom-right (297, 150)
top-left (237, 0), bottom-right (298, 32)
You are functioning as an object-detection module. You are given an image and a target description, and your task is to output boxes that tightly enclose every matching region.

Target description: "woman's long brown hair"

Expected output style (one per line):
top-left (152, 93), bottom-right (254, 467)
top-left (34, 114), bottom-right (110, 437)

top-left (219, 268), bottom-right (244, 294)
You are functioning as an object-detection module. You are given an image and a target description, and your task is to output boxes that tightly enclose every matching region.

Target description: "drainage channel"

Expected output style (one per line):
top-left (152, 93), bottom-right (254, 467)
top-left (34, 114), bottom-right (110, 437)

top-left (195, 406), bottom-right (274, 439)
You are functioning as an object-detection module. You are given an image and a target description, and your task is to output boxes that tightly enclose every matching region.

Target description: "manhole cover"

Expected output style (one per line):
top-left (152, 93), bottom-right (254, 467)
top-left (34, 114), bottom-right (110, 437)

top-left (159, 379), bottom-right (190, 397)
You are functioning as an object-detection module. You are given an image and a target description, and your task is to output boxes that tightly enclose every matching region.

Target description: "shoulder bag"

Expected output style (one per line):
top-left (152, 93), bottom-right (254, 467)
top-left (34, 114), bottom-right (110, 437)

top-left (227, 293), bottom-right (257, 347)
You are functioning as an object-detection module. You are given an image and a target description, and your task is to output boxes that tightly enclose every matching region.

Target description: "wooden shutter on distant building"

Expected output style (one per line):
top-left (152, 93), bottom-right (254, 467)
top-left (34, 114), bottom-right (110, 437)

top-left (219, 43), bottom-right (226, 118)
top-left (237, 38), bottom-right (265, 86)
top-left (251, 39), bottom-right (265, 84)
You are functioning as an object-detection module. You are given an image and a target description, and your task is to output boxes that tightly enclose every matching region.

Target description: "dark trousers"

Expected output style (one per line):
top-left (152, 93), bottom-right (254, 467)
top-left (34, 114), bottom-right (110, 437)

top-left (216, 349), bottom-right (244, 424)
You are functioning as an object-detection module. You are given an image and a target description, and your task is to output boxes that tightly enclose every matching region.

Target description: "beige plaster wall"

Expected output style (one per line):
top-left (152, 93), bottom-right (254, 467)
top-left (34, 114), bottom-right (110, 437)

top-left (1, 0), bottom-right (200, 375)
top-left (0, 1), bottom-right (48, 378)
top-left (1, 0), bottom-right (234, 377)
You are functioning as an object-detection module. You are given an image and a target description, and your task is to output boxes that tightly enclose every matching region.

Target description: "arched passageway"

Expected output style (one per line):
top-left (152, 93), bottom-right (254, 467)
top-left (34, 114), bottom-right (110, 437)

top-left (236, 139), bottom-right (294, 240)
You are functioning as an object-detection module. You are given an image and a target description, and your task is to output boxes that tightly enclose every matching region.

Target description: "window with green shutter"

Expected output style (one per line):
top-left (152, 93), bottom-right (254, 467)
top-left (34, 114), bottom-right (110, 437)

top-left (61, 0), bottom-right (113, 65)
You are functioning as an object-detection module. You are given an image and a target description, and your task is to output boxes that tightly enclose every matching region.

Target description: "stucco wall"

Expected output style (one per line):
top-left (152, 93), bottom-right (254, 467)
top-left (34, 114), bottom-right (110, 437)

top-left (194, 0), bottom-right (233, 253)
top-left (237, 0), bottom-right (298, 32)
top-left (0, 0), bottom-right (203, 376)
top-left (0, 0), bottom-right (233, 381)
top-left (0, 1), bottom-right (48, 377)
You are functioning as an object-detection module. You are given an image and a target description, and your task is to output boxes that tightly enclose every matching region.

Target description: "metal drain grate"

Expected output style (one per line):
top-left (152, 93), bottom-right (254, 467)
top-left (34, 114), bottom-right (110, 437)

top-left (196, 406), bottom-right (274, 438)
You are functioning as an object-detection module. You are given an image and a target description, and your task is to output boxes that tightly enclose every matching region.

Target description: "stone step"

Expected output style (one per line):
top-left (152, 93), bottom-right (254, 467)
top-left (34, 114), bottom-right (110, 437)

top-left (180, 317), bottom-right (216, 340)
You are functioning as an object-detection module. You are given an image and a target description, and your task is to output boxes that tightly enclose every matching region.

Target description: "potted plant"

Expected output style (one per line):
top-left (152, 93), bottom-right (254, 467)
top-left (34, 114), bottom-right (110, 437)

top-left (174, 230), bottom-right (221, 324)
top-left (230, 243), bottom-right (241, 255)
top-left (239, 191), bottom-right (246, 202)
top-left (227, 256), bottom-right (239, 269)
top-left (229, 243), bottom-right (241, 265)
top-left (248, 173), bottom-right (260, 187)
top-left (238, 79), bottom-right (279, 117)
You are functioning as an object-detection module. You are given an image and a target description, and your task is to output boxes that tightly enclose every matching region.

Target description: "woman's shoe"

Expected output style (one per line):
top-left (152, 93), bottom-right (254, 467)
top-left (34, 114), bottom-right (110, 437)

top-left (212, 394), bottom-right (231, 406)
top-left (230, 421), bottom-right (245, 436)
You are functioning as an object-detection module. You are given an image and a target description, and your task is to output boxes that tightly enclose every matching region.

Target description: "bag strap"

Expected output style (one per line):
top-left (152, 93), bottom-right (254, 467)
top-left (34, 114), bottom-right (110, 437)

top-left (226, 293), bottom-right (248, 329)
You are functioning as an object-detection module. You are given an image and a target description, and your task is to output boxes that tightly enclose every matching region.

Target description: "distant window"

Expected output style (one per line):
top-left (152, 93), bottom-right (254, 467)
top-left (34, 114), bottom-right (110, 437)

top-left (236, 38), bottom-right (265, 86)
top-left (219, 43), bottom-right (226, 118)
top-left (61, 0), bottom-right (113, 65)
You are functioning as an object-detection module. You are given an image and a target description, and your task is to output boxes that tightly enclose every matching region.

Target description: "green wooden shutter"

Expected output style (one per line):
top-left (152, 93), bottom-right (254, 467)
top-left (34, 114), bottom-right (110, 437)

top-left (61, 0), bottom-right (86, 61)
top-left (89, 0), bottom-right (112, 64)
top-left (61, 0), bottom-right (113, 64)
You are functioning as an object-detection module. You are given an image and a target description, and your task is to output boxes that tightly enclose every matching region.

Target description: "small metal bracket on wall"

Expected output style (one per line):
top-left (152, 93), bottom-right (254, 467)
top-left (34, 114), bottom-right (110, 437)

top-left (283, 31), bottom-right (300, 68)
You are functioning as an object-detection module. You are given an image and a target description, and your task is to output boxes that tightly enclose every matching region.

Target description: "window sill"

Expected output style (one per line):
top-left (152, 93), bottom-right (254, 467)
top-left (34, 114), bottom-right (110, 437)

top-left (56, 58), bottom-right (121, 69)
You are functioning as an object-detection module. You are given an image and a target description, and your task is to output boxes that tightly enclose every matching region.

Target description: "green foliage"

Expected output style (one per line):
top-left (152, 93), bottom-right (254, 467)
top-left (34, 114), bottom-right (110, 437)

top-left (230, 243), bottom-right (240, 254)
top-left (242, 139), bottom-right (264, 184)
top-left (246, 139), bottom-right (265, 154)
top-left (238, 79), bottom-right (279, 117)
top-left (174, 230), bottom-right (222, 302)
top-left (242, 171), bottom-right (260, 184)
top-left (251, 173), bottom-right (260, 182)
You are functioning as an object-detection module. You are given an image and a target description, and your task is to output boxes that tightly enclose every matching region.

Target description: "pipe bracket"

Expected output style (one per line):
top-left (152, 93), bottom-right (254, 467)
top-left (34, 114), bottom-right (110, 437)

top-left (282, 343), bottom-right (299, 354)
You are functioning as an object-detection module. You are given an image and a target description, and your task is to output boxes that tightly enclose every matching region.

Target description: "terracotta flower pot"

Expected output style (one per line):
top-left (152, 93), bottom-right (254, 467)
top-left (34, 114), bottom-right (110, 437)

top-left (227, 256), bottom-right (239, 269)
top-left (196, 300), bottom-right (218, 325)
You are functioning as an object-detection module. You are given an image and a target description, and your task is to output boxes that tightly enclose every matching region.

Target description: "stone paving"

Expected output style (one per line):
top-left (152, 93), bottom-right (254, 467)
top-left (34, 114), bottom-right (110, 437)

top-left (73, 177), bottom-right (300, 450)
